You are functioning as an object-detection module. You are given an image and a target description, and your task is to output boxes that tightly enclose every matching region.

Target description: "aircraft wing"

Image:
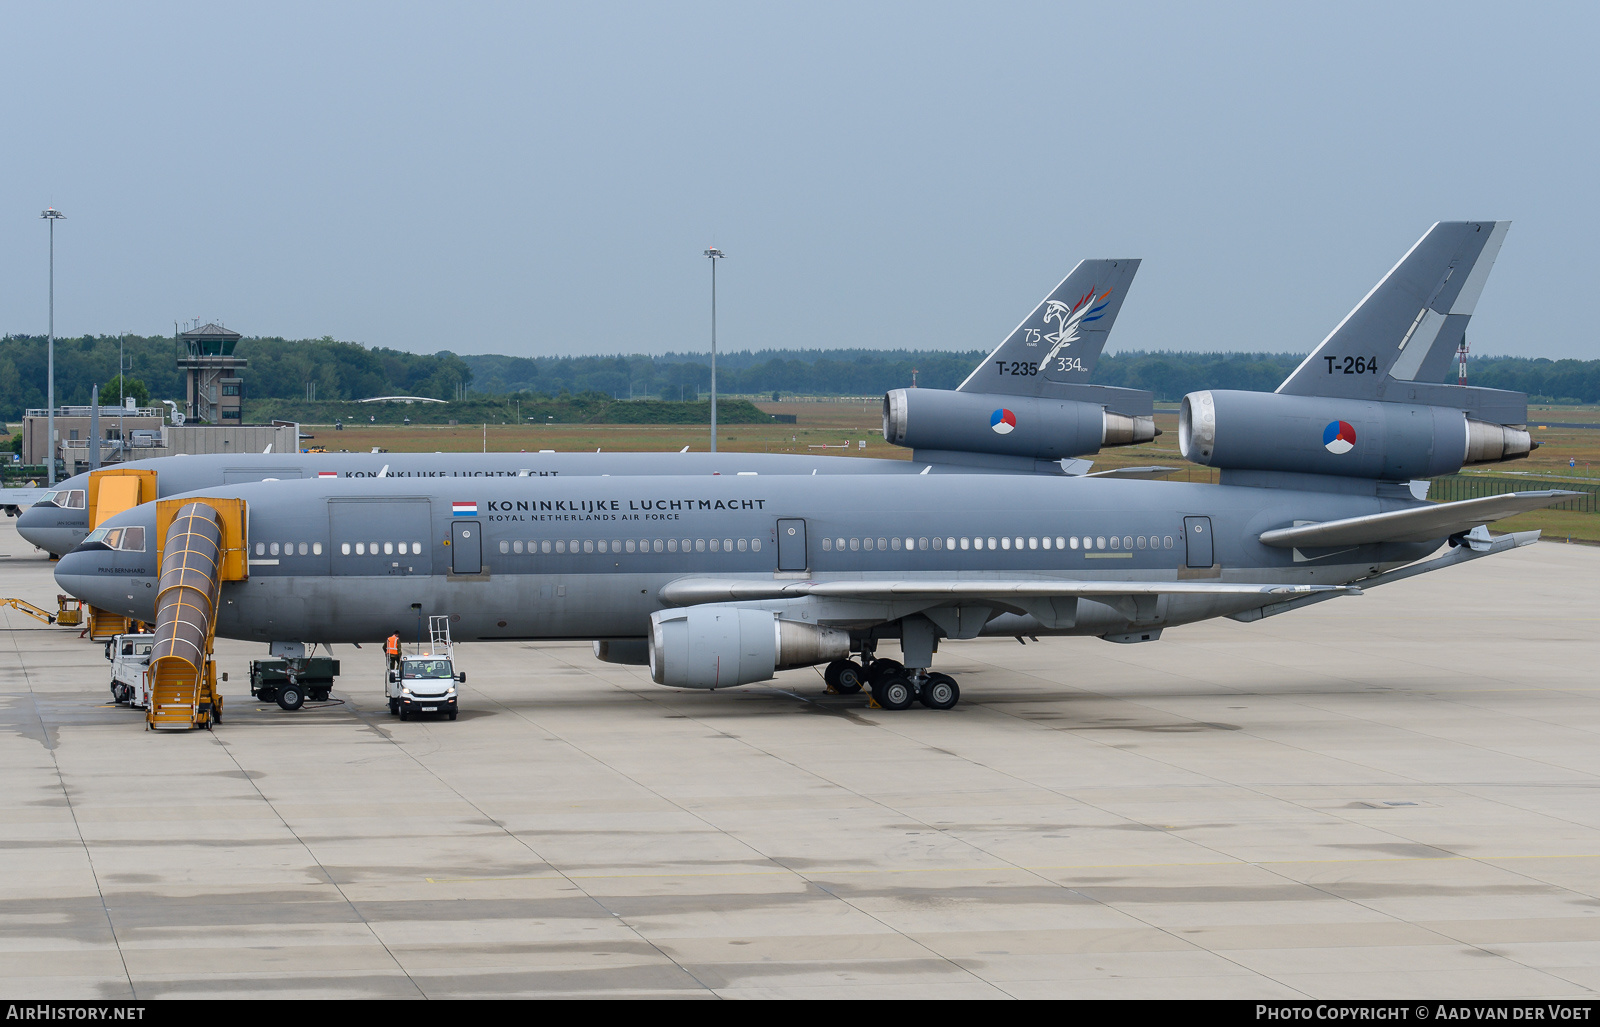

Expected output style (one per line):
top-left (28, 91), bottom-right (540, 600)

top-left (1, 487), bottom-right (50, 511)
top-left (1083, 465), bottom-right (1180, 480)
top-left (660, 578), bottom-right (1355, 605)
top-left (1258, 490), bottom-right (1581, 549)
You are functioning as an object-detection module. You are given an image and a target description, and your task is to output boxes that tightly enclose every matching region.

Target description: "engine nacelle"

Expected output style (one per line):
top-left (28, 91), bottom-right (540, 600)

top-left (883, 388), bottom-right (1155, 461)
top-left (1179, 390), bottom-right (1532, 480)
top-left (649, 607), bottom-right (851, 689)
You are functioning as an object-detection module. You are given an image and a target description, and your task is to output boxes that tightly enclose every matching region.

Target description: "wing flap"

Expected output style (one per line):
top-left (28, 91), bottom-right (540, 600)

top-left (660, 577), bottom-right (1354, 606)
top-left (1259, 490), bottom-right (1580, 548)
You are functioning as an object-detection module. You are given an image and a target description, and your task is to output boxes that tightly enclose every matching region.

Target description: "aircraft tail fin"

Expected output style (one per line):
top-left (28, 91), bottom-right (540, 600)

top-left (1276, 221), bottom-right (1510, 401)
top-left (957, 259), bottom-right (1140, 398)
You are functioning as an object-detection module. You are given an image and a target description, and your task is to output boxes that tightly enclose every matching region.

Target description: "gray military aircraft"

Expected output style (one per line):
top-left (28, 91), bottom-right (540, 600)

top-left (21, 260), bottom-right (1152, 557)
top-left (59, 221), bottom-right (1568, 711)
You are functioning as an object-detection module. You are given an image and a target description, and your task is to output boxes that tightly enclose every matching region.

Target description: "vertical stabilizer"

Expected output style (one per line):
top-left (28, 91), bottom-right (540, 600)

top-left (957, 259), bottom-right (1140, 397)
top-left (1276, 221), bottom-right (1509, 400)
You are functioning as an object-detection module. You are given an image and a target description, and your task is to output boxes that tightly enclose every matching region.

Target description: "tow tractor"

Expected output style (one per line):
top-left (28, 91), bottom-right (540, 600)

top-left (386, 616), bottom-right (464, 721)
top-left (105, 632), bottom-right (156, 707)
top-left (249, 654), bottom-right (340, 711)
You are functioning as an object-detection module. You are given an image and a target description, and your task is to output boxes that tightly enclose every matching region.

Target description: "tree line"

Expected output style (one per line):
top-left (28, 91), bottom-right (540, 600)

top-left (2, 332), bottom-right (1597, 422)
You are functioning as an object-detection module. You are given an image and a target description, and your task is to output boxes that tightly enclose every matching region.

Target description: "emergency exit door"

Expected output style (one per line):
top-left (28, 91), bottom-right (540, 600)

top-left (1183, 516), bottom-right (1213, 569)
top-left (452, 521), bottom-right (482, 574)
top-left (777, 519), bottom-right (807, 572)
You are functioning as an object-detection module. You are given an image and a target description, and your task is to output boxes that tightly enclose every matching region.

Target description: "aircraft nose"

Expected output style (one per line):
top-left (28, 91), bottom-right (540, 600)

top-left (54, 549), bottom-right (154, 621)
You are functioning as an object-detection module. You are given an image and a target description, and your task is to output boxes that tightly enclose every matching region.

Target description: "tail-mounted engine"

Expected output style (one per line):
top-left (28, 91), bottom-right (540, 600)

top-left (649, 606), bottom-right (851, 689)
top-left (883, 388), bottom-right (1156, 462)
top-left (1179, 390), bottom-right (1533, 480)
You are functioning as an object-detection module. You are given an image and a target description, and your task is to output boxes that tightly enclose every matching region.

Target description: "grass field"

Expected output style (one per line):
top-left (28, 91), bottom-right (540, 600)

top-left (276, 400), bottom-right (1600, 545)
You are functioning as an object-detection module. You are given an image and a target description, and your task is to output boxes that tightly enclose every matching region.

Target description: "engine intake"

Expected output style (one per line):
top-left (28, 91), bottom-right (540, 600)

top-left (649, 607), bottom-right (851, 689)
top-left (1179, 390), bottom-right (1532, 480)
top-left (883, 388), bottom-right (1154, 461)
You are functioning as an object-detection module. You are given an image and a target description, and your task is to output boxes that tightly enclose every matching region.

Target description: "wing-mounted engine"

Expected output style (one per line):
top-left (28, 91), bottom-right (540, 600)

top-left (1178, 390), bottom-right (1533, 480)
top-left (649, 606), bottom-right (851, 689)
top-left (883, 387), bottom-right (1157, 468)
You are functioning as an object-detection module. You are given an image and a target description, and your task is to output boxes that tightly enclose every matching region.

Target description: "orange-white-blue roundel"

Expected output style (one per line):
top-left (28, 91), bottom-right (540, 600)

top-left (991, 408), bottom-right (1017, 435)
top-left (1323, 420), bottom-right (1357, 455)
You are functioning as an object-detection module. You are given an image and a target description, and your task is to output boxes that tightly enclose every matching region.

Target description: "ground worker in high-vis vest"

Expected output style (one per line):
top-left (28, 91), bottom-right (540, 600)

top-left (386, 633), bottom-right (401, 670)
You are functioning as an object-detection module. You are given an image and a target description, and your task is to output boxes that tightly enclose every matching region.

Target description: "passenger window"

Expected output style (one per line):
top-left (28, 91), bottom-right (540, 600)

top-left (931, 537), bottom-right (942, 551)
top-left (822, 537), bottom-right (832, 551)
top-left (737, 538), bottom-right (748, 552)
top-left (298, 543), bottom-right (308, 556)
top-left (697, 539), bottom-right (707, 552)
top-left (513, 540), bottom-right (523, 554)
top-left (849, 538), bottom-right (859, 551)
top-left (314, 543), bottom-right (323, 556)
top-left (556, 540), bottom-right (566, 553)
top-left (987, 537), bottom-right (997, 549)
top-left (340, 543), bottom-right (350, 555)
top-left (1123, 536), bottom-right (1132, 550)
top-left (1096, 537), bottom-right (1106, 550)
top-left (723, 538), bottom-right (733, 551)
top-left (612, 540), bottom-right (622, 552)
top-left (891, 537), bottom-right (901, 551)
top-left (1055, 536), bottom-right (1065, 549)
top-left (918, 537), bottom-right (929, 550)
top-left (542, 540), bottom-right (552, 554)
top-left (1164, 536), bottom-right (1174, 549)
top-left (499, 541), bottom-right (509, 554)
top-left (667, 539), bottom-right (678, 552)
top-left (1136, 536), bottom-right (1146, 550)
top-left (1110, 537), bottom-right (1119, 549)
top-left (383, 542), bottom-right (393, 555)
top-left (653, 539), bottom-right (664, 553)
top-left (255, 542), bottom-right (265, 556)
top-left (1001, 538), bottom-right (1010, 550)
top-left (626, 539), bottom-right (636, 553)
top-left (1069, 537), bottom-right (1079, 550)
top-left (581, 540), bottom-right (592, 553)
top-left (355, 543), bottom-right (365, 555)
top-left (751, 539), bottom-right (761, 552)
top-left (959, 537), bottom-right (969, 550)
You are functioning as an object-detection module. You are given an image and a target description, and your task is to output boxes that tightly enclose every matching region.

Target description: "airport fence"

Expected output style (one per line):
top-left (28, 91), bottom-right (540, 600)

top-left (1429, 474), bottom-right (1600, 513)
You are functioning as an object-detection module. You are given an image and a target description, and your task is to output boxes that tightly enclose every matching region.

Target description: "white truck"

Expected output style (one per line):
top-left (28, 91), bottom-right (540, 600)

top-left (105, 632), bottom-right (156, 708)
top-left (385, 616), bottom-right (464, 721)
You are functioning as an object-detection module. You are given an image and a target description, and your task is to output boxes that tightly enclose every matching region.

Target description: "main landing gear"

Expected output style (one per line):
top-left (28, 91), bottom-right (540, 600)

top-left (822, 657), bottom-right (962, 711)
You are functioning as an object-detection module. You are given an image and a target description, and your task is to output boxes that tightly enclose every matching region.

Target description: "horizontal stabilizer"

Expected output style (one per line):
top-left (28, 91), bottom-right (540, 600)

top-left (1084, 465), bottom-right (1180, 480)
top-left (1258, 490), bottom-right (1579, 548)
top-left (661, 577), bottom-right (1355, 606)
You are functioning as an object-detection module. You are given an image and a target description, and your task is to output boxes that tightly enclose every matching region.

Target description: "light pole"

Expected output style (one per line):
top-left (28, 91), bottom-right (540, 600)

top-left (704, 246), bottom-right (724, 452)
top-left (41, 207), bottom-right (65, 484)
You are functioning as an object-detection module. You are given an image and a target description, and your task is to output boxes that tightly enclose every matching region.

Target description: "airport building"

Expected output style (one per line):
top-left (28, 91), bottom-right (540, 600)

top-left (20, 321), bottom-right (297, 474)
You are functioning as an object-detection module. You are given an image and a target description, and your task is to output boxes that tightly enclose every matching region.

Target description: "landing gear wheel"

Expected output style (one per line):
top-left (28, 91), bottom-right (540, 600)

top-left (824, 659), bottom-right (865, 694)
top-left (277, 685), bottom-right (304, 711)
top-left (918, 673), bottom-right (960, 710)
top-left (866, 659), bottom-right (903, 688)
top-left (875, 673), bottom-right (916, 711)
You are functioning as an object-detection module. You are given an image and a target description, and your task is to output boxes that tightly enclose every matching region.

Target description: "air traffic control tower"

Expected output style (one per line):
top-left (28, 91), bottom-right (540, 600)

top-left (177, 323), bottom-right (246, 423)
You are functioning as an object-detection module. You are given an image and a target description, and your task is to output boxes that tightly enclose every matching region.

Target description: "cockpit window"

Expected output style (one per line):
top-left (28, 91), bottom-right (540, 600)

top-left (81, 525), bottom-right (146, 552)
top-left (39, 490), bottom-right (59, 506)
top-left (65, 490), bottom-right (86, 509)
top-left (401, 659), bottom-right (454, 679)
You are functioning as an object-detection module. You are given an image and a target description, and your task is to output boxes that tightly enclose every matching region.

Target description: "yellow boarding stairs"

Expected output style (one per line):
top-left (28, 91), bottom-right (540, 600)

top-left (145, 498), bottom-right (248, 731)
top-left (84, 469), bottom-right (159, 640)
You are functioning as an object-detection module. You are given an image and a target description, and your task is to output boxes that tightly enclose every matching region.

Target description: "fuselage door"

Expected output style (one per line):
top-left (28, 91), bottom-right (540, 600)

top-left (1183, 515), bottom-right (1214, 569)
top-left (452, 521), bottom-right (482, 575)
top-left (777, 518), bottom-right (807, 572)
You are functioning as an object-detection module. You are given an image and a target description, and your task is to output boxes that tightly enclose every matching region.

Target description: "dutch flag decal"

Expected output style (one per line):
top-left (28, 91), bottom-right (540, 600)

top-left (318, 471), bottom-right (337, 478)
top-left (452, 501), bottom-right (478, 516)
top-left (990, 408), bottom-right (1017, 435)
top-left (1323, 420), bottom-right (1357, 455)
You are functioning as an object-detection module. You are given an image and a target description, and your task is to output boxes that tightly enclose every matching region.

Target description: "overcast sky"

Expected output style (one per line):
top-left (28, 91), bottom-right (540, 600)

top-left (3, 2), bottom-right (1596, 360)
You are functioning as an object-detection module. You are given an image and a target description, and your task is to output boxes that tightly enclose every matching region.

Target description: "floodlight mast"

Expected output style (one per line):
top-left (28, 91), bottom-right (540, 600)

top-left (41, 207), bottom-right (65, 485)
top-left (704, 246), bottom-right (724, 453)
